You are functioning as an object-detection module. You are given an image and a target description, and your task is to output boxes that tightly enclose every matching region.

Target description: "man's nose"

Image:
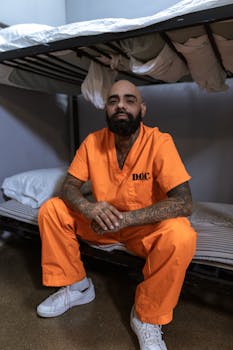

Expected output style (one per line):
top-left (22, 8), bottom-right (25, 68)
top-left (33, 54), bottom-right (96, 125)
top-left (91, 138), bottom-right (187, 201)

top-left (117, 99), bottom-right (125, 109)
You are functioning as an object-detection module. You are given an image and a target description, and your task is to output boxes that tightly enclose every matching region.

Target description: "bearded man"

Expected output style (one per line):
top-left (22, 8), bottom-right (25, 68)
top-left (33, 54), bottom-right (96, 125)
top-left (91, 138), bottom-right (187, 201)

top-left (37, 80), bottom-right (197, 350)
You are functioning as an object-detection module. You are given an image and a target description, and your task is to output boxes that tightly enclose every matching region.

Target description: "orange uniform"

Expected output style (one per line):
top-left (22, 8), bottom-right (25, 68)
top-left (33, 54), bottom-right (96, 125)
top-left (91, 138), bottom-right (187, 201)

top-left (38, 123), bottom-right (197, 325)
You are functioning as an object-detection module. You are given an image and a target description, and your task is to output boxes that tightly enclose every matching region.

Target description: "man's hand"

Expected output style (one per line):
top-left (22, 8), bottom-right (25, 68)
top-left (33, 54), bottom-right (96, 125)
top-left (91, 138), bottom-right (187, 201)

top-left (91, 182), bottom-right (193, 234)
top-left (61, 174), bottom-right (123, 231)
top-left (84, 201), bottom-right (123, 232)
top-left (90, 211), bottom-right (128, 235)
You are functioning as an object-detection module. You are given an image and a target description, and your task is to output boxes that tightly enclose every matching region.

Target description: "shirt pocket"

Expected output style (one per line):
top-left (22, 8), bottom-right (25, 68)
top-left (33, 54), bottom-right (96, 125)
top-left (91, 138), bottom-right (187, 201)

top-left (127, 172), bottom-right (155, 209)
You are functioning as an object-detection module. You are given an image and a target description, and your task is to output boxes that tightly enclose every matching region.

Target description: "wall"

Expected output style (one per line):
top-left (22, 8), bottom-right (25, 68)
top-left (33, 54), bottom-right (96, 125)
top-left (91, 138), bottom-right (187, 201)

top-left (66, 0), bottom-right (180, 23)
top-left (77, 79), bottom-right (233, 204)
top-left (1, 0), bottom-right (66, 26)
top-left (1, 0), bottom-right (181, 25)
top-left (0, 85), bottom-right (70, 202)
top-left (0, 1), bottom-right (70, 203)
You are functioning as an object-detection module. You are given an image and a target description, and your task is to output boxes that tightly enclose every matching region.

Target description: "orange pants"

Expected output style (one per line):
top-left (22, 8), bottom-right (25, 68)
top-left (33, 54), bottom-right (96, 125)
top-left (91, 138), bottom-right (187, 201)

top-left (38, 197), bottom-right (197, 325)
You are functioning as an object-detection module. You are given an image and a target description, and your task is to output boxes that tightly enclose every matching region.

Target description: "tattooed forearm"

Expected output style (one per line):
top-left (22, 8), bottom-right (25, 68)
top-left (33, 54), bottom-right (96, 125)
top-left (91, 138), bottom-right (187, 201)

top-left (60, 173), bottom-right (90, 213)
top-left (60, 173), bottom-right (123, 231)
top-left (123, 182), bottom-right (193, 228)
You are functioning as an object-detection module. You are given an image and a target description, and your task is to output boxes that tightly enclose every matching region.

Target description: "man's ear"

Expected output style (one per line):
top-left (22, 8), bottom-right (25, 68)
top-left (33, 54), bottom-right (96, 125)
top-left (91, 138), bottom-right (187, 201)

top-left (141, 102), bottom-right (147, 118)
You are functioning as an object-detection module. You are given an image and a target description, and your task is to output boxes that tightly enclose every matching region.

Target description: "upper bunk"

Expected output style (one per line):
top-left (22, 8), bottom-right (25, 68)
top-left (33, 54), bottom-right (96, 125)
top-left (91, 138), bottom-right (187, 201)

top-left (0, 0), bottom-right (233, 109)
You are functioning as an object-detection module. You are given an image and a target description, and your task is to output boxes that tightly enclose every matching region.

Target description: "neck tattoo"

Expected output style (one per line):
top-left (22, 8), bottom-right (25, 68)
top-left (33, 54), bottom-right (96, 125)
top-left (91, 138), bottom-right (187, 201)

top-left (115, 130), bottom-right (139, 169)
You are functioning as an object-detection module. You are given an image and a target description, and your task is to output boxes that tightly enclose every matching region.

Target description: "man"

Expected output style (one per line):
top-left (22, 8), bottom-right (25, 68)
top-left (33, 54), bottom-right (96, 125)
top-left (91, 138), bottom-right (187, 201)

top-left (37, 80), bottom-right (197, 350)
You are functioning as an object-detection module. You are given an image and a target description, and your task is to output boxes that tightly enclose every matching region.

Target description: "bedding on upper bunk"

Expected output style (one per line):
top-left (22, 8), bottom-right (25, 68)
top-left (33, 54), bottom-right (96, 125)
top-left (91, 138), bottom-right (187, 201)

top-left (0, 0), bottom-right (233, 107)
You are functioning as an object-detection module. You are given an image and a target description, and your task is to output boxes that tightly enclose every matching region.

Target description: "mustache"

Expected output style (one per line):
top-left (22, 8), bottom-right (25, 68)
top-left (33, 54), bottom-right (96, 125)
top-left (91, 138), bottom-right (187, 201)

top-left (111, 110), bottom-right (132, 119)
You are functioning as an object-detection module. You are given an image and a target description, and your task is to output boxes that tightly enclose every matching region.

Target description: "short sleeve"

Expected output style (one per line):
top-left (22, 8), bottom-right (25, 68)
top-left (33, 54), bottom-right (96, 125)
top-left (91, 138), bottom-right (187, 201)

top-left (154, 133), bottom-right (191, 193)
top-left (68, 139), bottom-right (89, 182)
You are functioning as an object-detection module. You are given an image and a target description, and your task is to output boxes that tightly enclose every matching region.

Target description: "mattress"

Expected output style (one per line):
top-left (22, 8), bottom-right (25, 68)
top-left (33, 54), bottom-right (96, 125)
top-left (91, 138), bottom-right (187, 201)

top-left (0, 199), bottom-right (232, 269)
top-left (0, 199), bottom-right (38, 225)
top-left (0, 1), bottom-right (230, 52)
top-left (190, 201), bottom-right (233, 268)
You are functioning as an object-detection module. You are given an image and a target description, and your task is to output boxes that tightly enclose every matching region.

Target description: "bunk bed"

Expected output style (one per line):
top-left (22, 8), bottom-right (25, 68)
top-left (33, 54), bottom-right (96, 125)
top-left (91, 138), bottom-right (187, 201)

top-left (0, 0), bottom-right (233, 281)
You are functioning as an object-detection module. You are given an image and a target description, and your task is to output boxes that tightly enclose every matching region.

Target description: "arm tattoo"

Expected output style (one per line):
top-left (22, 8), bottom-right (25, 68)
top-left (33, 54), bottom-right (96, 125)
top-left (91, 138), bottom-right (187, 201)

top-left (124, 182), bottom-right (193, 227)
top-left (60, 173), bottom-right (91, 215)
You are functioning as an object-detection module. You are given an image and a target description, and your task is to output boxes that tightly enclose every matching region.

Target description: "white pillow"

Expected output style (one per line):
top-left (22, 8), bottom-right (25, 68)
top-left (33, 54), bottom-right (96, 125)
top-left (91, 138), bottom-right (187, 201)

top-left (1, 167), bottom-right (67, 208)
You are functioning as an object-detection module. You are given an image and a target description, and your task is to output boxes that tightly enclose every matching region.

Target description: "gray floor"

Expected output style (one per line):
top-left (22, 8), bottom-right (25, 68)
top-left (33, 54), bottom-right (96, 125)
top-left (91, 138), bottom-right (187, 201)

top-left (0, 235), bottom-right (232, 350)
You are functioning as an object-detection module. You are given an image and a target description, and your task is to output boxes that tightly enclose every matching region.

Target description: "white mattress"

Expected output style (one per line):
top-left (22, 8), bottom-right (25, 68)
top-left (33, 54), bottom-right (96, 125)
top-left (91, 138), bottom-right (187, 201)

top-left (0, 1), bottom-right (230, 52)
top-left (0, 199), bottom-right (232, 269)
top-left (0, 199), bottom-right (38, 225)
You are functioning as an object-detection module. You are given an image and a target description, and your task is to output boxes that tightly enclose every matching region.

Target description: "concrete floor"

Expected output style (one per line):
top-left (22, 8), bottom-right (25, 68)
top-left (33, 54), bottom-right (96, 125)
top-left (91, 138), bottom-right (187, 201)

top-left (0, 235), bottom-right (232, 350)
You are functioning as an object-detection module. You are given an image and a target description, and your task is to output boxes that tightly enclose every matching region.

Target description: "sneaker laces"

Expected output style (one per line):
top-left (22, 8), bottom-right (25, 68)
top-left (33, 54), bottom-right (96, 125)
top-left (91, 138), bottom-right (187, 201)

top-left (140, 323), bottom-right (164, 348)
top-left (47, 286), bottom-right (72, 307)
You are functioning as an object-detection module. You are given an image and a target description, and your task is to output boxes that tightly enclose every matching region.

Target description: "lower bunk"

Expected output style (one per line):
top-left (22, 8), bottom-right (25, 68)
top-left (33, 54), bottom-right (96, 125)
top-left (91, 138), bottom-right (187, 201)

top-left (0, 199), bottom-right (232, 285)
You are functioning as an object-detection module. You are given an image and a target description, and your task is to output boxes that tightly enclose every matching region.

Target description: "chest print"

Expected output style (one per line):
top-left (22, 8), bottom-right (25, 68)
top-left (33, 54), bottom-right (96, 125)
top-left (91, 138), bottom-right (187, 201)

top-left (132, 172), bottom-right (151, 181)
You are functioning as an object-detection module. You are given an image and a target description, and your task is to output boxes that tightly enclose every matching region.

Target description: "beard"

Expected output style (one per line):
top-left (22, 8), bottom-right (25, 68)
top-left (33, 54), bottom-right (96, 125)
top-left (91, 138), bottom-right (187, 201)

top-left (106, 109), bottom-right (142, 137)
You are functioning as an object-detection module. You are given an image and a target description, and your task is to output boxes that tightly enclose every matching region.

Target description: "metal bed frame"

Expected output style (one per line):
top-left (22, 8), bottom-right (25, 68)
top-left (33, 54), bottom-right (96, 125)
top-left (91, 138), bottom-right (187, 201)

top-left (1, 210), bottom-right (233, 286)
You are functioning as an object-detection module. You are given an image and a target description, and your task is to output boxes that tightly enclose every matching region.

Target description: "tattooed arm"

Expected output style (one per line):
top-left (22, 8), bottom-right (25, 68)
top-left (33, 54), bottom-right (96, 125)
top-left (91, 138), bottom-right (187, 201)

top-left (124, 181), bottom-right (192, 225)
top-left (91, 181), bottom-right (192, 234)
top-left (60, 173), bottom-right (123, 230)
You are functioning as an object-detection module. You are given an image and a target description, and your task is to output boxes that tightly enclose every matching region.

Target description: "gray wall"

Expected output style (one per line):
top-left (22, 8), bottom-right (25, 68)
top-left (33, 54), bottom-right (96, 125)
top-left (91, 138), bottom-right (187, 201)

top-left (66, 0), bottom-right (180, 23)
top-left (78, 80), bottom-right (233, 204)
top-left (0, 85), bottom-right (70, 202)
top-left (0, 1), bottom-right (68, 203)
top-left (1, 0), bottom-right (180, 26)
top-left (1, 0), bottom-right (66, 26)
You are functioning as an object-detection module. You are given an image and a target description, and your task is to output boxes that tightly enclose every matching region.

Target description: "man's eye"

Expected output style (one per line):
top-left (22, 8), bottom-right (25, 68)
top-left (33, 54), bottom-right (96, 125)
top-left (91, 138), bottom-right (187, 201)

top-left (108, 100), bottom-right (117, 105)
top-left (127, 99), bottom-right (135, 104)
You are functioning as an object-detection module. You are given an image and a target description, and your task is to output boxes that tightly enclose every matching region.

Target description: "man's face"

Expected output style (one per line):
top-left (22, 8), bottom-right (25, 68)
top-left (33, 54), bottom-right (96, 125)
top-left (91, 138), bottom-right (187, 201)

top-left (105, 81), bottom-right (145, 137)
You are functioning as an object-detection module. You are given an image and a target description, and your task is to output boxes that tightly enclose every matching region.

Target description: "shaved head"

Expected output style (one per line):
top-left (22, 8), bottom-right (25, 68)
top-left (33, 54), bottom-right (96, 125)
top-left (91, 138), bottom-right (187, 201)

top-left (107, 80), bottom-right (143, 103)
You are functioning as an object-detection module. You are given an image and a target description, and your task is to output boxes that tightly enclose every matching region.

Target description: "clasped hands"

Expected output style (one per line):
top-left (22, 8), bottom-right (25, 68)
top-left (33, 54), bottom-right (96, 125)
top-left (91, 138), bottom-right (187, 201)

top-left (84, 201), bottom-right (127, 235)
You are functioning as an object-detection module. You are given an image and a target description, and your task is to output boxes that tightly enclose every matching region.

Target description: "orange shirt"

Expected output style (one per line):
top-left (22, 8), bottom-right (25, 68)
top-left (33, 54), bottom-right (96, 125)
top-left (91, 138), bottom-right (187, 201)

top-left (68, 123), bottom-right (191, 211)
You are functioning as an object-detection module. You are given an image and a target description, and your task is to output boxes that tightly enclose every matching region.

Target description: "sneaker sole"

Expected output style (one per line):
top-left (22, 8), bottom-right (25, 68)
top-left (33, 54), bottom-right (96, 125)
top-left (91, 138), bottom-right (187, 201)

top-left (37, 284), bottom-right (95, 318)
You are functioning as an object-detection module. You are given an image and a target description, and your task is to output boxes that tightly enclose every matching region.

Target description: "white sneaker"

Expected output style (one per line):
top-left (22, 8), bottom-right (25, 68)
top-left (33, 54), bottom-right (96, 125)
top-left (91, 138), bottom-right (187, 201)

top-left (130, 306), bottom-right (168, 350)
top-left (37, 278), bottom-right (95, 318)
